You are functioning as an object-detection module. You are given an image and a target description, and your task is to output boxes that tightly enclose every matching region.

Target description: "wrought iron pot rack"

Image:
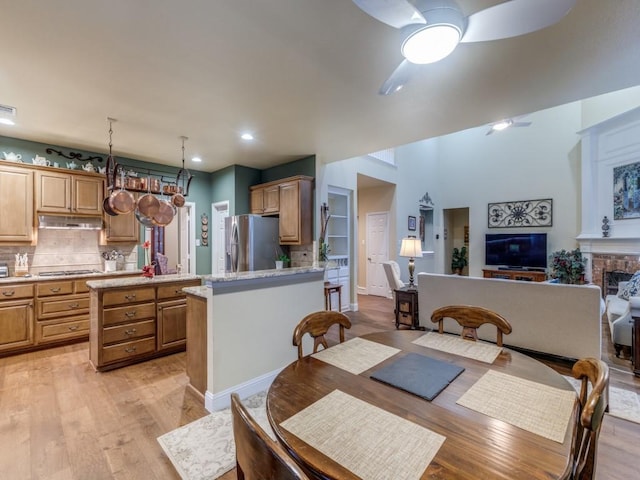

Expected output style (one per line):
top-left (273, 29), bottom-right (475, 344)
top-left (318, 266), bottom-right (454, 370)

top-left (105, 156), bottom-right (193, 198)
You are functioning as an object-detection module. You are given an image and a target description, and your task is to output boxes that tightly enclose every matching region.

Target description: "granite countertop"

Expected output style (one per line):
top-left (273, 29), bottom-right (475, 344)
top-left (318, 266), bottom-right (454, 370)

top-left (204, 266), bottom-right (324, 284)
top-left (0, 269), bottom-right (143, 285)
top-left (86, 273), bottom-right (201, 290)
top-left (183, 285), bottom-right (209, 298)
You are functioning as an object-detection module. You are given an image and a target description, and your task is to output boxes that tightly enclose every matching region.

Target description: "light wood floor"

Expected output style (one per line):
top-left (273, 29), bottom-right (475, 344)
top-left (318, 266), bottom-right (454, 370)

top-left (1, 294), bottom-right (639, 479)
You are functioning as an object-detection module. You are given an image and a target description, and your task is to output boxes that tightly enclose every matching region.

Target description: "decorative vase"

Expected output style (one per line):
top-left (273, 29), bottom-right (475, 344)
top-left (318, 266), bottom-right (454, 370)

top-left (275, 260), bottom-right (283, 270)
top-left (104, 260), bottom-right (117, 272)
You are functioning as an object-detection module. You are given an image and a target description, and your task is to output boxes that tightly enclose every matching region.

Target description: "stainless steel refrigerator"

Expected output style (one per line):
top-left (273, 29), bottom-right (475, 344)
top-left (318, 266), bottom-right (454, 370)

top-left (225, 215), bottom-right (280, 272)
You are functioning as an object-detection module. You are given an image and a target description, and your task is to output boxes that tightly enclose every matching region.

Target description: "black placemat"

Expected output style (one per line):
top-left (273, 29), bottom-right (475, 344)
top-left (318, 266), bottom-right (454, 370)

top-left (370, 352), bottom-right (465, 401)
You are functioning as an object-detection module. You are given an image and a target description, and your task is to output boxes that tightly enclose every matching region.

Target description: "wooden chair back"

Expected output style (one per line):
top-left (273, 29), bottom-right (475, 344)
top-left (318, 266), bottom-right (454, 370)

top-left (231, 393), bottom-right (309, 480)
top-left (293, 310), bottom-right (352, 359)
top-left (430, 305), bottom-right (513, 346)
top-left (571, 358), bottom-right (609, 480)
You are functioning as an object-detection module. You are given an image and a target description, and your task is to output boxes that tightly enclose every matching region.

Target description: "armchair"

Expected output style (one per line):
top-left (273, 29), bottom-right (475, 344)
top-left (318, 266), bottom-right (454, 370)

top-left (382, 261), bottom-right (405, 299)
top-left (605, 281), bottom-right (640, 357)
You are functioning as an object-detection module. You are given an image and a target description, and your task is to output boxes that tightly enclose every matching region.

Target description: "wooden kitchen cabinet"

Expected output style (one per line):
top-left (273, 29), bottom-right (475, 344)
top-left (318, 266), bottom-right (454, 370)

top-left (89, 278), bottom-right (201, 371)
top-left (249, 175), bottom-right (313, 245)
top-left (0, 283), bottom-right (35, 352)
top-left (0, 164), bottom-right (34, 244)
top-left (101, 194), bottom-right (140, 244)
top-left (36, 170), bottom-right (103, 215)
top-left (35, 279), bottom-right (90, 344)
top-left (186, 292), bottom-right (207, 397)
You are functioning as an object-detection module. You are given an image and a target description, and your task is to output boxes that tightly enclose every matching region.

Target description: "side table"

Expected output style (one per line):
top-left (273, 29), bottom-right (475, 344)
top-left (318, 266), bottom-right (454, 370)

top-left (394, 287), bottom-right (423, 330)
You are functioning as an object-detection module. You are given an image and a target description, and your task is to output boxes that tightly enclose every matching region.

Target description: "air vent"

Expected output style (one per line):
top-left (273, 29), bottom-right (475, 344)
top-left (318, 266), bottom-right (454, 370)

top-left (0, 104), bottom-right (17, 116)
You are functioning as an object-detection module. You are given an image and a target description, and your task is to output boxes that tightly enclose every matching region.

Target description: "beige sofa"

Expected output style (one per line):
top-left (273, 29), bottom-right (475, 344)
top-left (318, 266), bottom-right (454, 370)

top-left (417, 273), bottom-right (602, 360)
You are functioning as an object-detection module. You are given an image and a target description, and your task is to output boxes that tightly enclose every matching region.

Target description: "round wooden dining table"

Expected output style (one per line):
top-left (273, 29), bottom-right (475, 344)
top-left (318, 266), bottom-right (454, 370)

top-left (267, 330), bottom-right (579, 480)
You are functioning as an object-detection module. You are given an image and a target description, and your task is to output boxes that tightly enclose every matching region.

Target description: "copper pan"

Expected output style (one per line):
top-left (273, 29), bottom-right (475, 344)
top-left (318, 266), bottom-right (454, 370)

top-left (103, 196), bottom-right (118, 216)
top-left (137, 193), bottom-right (160, 218)
top-left (152, 199), bottom-right (175, 226)
top-left (135, 207), bottom-right (155, 227)
top-left (108, 188), bottom-right (135, 215)
top-left (171, 192), bottom-right (185, 208)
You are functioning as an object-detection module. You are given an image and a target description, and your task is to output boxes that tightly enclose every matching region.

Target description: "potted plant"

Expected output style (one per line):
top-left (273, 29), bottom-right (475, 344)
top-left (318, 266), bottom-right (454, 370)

top-left (275, 253), bottom-right (290, 269)
top-left (549, 248), bottom-right (586, 284)
top-left (451, 246), bottom-right (468, 275)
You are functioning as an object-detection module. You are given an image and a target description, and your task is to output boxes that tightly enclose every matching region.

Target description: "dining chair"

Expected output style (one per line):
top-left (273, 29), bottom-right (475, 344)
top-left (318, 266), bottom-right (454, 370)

top-left (570, 358), bottom-right (609, 480)
top-left (292, 310), bottom-right (352, 359)
top-left (430, 305), bottom-right (513, 346)
top-left (231, 393), bottom-right (310, 480)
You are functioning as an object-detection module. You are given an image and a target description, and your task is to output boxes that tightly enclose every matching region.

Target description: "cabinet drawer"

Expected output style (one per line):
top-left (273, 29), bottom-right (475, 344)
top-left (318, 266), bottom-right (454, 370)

top-left (157, 281), bottom-right (200, 300)
top-left (37, 294), bottom-right (89, 319)
top-left (37, 315), bottom-right (89, 343)
top-left (103, 302), bottom-right (156, 326)
top-left (37, 281), bottom-right (74, 297)
top-left (74, 278), bottom-right (90, 294)
top-left (103, 319), bottom-right (156, 345)
top-left (103, 287), bottom-right (155, 307)
top-left (101, 337), bottom-right (156, 364)
top-left (0, 283), bottom-right (34, 300)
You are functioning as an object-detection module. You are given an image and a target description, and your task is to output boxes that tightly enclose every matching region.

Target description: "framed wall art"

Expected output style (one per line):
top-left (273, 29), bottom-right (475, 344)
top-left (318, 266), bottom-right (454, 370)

top-left (613, 161), bottom-right (640, 219)
top-left (408, 216), bottom-right (416, 231)
top-left (488, 198), bottom-right (553, 228)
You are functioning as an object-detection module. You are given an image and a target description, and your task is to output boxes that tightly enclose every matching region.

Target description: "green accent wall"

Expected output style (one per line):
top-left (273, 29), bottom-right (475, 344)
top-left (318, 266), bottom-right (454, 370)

top-left (260, 155), bottom-right (315, 183)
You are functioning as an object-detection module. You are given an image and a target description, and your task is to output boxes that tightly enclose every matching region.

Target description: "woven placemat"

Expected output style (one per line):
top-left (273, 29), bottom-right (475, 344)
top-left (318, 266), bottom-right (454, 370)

top-left (457, 370), bottom-right (576, 443)
top-left (281, 389), bottom-right (445, 480)
top-left (412, 332), bottom-right (503, 364)
top-left (312, 337), bottom-right (400, 374)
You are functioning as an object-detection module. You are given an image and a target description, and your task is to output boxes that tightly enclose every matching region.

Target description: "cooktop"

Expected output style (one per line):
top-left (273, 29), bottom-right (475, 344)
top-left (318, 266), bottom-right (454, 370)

top-left (38, 270), bottom-right (101, 277)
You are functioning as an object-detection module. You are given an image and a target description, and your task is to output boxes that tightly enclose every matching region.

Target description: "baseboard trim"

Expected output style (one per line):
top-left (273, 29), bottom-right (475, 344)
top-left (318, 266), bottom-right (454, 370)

top-left (204, 367), bottom-right (283, 412)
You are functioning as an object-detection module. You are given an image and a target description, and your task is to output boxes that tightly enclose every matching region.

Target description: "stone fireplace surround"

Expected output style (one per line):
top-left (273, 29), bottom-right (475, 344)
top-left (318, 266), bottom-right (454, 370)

top-left (577, 106), bottom-right (640, 288)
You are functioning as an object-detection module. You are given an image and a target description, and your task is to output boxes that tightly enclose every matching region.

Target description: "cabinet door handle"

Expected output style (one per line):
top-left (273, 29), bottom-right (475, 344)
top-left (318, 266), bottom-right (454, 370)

top-left (2, 290), bottom-right (15, 297)
top-left (125, 294), bottom-right (136, 301)
top-left (124, 328), bottom-right (137, 336)
top-left (124, 311), bottom-right (136, 318)
top-left (175, 289), bottom-right (181, 295)
top-left (124, 346), bottom-right (137, 353)
top-left (68, 325), bottom-right (79, 331)
top-left (68, 303), bottom-right (80, 309)
top-left (50, 287), bottom-right (61, 293)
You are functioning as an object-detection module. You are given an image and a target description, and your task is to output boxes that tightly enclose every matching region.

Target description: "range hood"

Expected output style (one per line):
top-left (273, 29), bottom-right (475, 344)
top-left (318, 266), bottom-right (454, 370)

top-left (38, 215), bottom-right (103, 230)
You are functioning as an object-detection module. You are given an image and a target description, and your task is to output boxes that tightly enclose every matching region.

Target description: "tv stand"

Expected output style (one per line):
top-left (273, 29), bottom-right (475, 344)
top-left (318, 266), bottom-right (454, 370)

top-left (483, 268), bottom-right (547, 282)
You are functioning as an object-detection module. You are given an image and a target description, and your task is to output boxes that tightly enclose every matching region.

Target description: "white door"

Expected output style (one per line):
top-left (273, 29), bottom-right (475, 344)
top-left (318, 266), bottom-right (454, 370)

top-left (179, 202), bottom-right (196, 274)
top-left (366, 212), bottom-right (389, 296)
top-left (212, 201), bottom-right (229, 274)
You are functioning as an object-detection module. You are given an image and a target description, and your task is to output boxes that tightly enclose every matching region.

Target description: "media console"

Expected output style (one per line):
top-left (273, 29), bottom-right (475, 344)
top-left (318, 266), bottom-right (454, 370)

top-left (482, 268), bottom-right (547, 282)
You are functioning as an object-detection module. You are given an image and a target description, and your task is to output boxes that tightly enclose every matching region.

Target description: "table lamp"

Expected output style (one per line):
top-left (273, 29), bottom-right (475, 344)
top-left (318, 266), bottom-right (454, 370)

top-left (399, 236), bottom-right (423, 290)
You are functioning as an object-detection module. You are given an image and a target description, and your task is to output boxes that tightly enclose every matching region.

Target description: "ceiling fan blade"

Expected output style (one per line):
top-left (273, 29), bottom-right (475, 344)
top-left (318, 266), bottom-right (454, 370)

top-left (379, 59), bottom-right (415, 95)
top-left (461, 0), bottom-right (576, 44)
top-left (512, 121), bottom-right (532, 128)
top-left (352, 0), bottom-right (425, 29)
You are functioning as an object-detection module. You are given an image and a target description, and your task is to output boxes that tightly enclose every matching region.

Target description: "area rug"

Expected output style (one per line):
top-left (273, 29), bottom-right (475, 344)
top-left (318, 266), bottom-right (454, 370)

top-left (157, 392), bottom-right (269, 480)
top-left (563, 376), bottom-right (640, 424)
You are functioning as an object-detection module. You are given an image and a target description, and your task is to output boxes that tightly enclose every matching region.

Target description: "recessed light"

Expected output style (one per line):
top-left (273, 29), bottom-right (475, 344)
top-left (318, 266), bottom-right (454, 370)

top-left (491, 120), bottom-right (513, 132)
top-left (0, 118), bottom-right (15, 126)
top-left (240, 133), bottom-right (254, 141)
top-left (191, 156), bottom-right (202, 163)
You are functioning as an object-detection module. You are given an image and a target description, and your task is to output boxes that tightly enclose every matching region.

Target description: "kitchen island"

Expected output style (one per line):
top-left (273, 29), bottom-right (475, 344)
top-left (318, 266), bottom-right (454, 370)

top-left (87, 273), bottom-right (201, 371)
top-left (193, 266), bottom-right (324, 411)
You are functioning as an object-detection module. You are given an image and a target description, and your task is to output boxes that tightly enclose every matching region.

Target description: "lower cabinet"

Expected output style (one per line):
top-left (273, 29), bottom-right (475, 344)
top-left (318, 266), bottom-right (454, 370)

top-left (0, 298), bottom-right (34, 352)
top-left (89, 279), bottom-right (201, 371)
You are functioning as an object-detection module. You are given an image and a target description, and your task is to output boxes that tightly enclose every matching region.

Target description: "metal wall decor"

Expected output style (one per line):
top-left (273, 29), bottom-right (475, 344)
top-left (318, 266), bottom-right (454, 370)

top-left (45, 147), bottom-right (104, 163)
top-left (200, 213), bottom-right (209, 246)
top-left (488, 198), bottom-right (552, 228)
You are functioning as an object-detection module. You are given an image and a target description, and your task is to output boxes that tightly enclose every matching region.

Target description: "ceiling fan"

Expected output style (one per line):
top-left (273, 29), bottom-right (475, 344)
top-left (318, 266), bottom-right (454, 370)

top-left (352, 0), bottom-right (577, 95)
top-left (486, 116), bottom-right (531, 135)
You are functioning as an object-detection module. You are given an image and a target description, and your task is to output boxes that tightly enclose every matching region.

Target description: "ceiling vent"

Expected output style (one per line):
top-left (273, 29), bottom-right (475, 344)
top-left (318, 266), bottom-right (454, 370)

top-left (0, 104), bottom-right (17, 116)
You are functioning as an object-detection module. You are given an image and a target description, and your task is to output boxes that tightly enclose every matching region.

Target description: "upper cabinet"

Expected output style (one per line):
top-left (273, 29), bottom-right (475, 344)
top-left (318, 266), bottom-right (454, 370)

top-left (101, 194), bottom-right (140, 244)
top-left (36, 170), bottom-right (103, 216)
top-left (0, 164), bottom-right (34, 243)
top-left (250, 175), bottom-right (313, 245)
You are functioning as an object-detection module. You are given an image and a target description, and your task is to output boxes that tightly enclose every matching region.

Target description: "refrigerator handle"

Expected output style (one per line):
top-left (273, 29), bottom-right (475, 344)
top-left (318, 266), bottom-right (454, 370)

top-left (229, 222), bottom-right (239, 273)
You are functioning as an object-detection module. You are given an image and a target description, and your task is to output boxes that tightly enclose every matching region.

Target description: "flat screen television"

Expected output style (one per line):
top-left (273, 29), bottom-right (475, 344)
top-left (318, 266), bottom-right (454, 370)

top-left (485, 233), bottom-right (547, 270)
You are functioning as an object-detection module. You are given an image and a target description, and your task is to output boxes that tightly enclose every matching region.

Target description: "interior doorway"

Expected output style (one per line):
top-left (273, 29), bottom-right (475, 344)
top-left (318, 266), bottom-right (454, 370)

top-left (161, 201), bottom-right (197, 274)
top-left (211, 201), bottom-right (229, 274)
top-left (442, 207), bottom-right (469, 275)
top-left (365, 212), bottom-right (389, 296)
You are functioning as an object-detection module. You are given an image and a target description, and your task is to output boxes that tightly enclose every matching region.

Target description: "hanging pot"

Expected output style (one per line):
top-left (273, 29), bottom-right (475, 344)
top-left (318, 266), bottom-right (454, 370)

top-left (108, 187), bottom-right (135, 215)
top-left (171, 192), bottom-right (185, 208)
top-left (152, 199), bottom-right (175, 226)
top-left (137, 193), bottom-right (160, 218)
top-left (103, 196), bottom-right (118, 216)
top-left (135, 207), bottom-right (155, 227)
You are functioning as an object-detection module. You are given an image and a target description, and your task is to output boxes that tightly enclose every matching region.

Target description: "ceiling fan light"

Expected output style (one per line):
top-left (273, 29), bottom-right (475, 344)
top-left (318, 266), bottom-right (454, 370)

top-left (402, 23), bottom-right (461, 64)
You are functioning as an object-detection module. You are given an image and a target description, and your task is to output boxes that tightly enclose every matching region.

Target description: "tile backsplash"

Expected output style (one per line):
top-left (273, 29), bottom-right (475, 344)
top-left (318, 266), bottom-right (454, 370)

top-left (0, 230), bottom-right (137, 275)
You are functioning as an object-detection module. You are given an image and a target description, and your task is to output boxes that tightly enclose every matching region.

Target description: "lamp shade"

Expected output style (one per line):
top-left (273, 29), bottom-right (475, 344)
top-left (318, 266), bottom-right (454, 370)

top-left (400, 237), bottom-right (423, 258)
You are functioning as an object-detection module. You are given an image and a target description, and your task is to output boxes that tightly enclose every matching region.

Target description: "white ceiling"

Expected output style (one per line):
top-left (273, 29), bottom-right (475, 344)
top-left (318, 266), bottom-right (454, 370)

top-left (1, 0), bottom-right (639, 172)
